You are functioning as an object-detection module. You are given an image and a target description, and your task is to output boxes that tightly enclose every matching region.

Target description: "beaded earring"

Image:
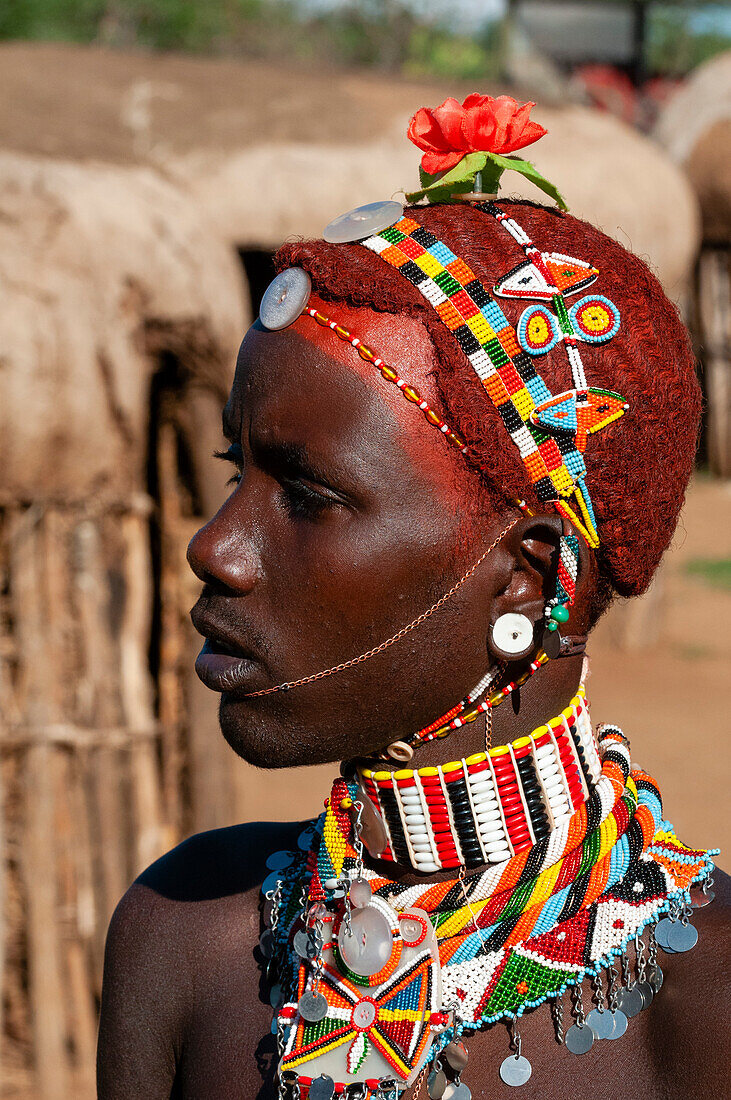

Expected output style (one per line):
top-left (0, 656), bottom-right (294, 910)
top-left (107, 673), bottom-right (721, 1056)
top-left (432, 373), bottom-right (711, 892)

top-left (543, 530), bottom-right (579, 659)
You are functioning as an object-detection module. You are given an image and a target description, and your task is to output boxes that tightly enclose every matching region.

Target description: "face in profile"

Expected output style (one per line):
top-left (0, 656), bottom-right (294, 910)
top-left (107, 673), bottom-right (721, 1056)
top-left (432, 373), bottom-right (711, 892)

top-left (187, 296), bottom-right (508, 769)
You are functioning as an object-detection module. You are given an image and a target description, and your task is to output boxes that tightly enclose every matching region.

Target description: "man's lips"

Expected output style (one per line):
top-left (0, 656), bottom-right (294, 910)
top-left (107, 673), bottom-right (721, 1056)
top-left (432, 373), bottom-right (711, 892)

top-left (190, 608), bottom-right (266, 694)
top-left (194, 639), bottom-right (261, 693)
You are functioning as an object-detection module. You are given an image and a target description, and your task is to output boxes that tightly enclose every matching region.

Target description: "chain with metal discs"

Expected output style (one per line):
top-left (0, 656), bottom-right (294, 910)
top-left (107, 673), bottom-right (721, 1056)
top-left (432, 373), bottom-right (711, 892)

top-left (633, 931), bottom-right (653, 1009)
top-left (428, 1059), bottom-right (448, 1099)
top-left (564, 984), bottom-right (595, 1055)
top-left (604, 962), bottom-right (628, 1040)
top-left (586, 971), bottom-right (613, 1039)
top-left (616, 952), bottom-right (643, 1018)
top-left (499, 1019), bottom-right (533, 1086)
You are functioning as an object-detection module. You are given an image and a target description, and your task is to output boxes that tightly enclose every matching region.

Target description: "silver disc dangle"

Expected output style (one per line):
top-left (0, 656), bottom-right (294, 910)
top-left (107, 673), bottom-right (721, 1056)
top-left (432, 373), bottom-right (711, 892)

top-left (564, 1023), bottom-right (594, 1055)
top-left (499, 1053), bottom-right (533, 1086)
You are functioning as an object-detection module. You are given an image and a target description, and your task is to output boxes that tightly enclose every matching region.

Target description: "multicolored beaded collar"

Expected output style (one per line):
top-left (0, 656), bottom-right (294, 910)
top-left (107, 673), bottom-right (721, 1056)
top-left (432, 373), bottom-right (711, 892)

top-left (261, 706), bottom-right (717, 1100)
top-left (357, 686), bottom-right (600, 873)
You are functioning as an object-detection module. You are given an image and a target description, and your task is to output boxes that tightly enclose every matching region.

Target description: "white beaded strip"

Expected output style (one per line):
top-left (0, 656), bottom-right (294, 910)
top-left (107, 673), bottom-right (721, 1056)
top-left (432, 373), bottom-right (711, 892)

top-left (466, 761), bottom-right (509, 863)
top-left (395, 775), bottom-right (439, 873)
top-left (535, 731), bottom-right (573, 826)
top-left (462, 757), bottom-right (490, 866)
top-left (575, 706), bottom-right (602, 783)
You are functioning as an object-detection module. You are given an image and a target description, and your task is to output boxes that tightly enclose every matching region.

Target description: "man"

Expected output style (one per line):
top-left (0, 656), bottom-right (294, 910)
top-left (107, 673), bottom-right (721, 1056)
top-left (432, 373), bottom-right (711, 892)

top-left (98, 102), bottom-right (728, 1100)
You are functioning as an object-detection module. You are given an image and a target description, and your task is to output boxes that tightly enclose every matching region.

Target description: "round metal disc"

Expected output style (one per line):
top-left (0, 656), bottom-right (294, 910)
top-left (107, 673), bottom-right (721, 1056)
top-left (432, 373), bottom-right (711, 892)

top-left (308, 1075), bottom-right (335, 1100)
top-left (444, 1041), bottom-right (469, 1071)
top-left (269, 982), bottom-right (282, 1008)
top-left (259, 929), bottom-right (274, 957)
top-left (586, 1007), bottom-right (614, 1039)
top-left (298, 990), bottom-right (328, 1023)
top-left (649, 965), bottom-right (664, 993)
top-left (654, 917), bottom-right (675, 952)
top-left (298, 825), bottom-right (317, 851)
top-left (294, 929), bottom-right (320, 960)
top-left (428, 1068), bottom-right (448, 1099)
top-left (667, 921), bottom-right (698, 953)
top-left (499, 1053), bottom-right (533, 1086)
top-left (259, 268), bottom-right (311, 331)
top-left (565, 1023), bottom-right (594, 1055)
top-left (616, 986), bottom-right (643, 1018)
top-left (691, 887), bottom-right (715, 909)
top-left (266, 850), bottom-right (295, 871)
top-left (636, 980), bottom-right (654, 1009)
top-left (261, 871), bottom-right (283, 897)
top-left (445, 1084), bottom-right (472, 1100)
top-left (323, 200), bottom-right (404, 244)
top-left (605, 1009), bottom-right (628, 1040)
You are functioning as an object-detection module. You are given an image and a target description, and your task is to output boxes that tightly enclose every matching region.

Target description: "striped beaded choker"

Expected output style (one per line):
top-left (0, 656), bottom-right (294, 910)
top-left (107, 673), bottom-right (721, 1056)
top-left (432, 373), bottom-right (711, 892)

top-left (356, 687), bottom-right (600, 873)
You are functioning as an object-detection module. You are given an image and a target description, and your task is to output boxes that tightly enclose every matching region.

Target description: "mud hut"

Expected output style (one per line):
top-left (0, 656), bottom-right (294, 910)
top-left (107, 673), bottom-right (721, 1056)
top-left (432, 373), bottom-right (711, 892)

top-left (0, 42), bottom-right (705, 1098)
top-left (0, 151), bottom-right (246, 1098)
top-left (655, 51), bottom-right (731, 476)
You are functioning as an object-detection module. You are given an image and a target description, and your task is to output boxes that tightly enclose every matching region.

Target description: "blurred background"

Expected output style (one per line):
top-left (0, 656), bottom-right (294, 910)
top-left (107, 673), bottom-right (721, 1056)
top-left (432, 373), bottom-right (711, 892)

top-left (0, 1), bottom-right (729, 1096)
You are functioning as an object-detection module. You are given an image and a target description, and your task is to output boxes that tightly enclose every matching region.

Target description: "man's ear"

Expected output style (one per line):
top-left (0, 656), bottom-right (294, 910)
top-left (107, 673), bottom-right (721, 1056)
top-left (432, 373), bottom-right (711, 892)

top-left (486, 514), bottom-right (568, 660)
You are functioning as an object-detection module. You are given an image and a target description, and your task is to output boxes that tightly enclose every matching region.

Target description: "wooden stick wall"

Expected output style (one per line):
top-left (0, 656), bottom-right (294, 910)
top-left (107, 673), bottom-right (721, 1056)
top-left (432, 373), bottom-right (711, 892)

top-left (0, 493), bottom-right (187, 1098)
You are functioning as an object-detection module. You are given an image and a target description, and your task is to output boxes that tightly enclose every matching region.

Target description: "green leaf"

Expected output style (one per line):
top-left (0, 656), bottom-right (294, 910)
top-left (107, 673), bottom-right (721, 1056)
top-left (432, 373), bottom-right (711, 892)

top-left (405, 149), bottom-right (568, 209)
top-left (406, 151), bottom-right (490, 203)
top-left (487, 153), bottom-right (568, 210)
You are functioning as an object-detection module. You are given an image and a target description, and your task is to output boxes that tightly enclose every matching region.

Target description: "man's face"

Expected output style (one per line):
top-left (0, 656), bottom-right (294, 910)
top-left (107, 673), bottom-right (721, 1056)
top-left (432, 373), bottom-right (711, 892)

top-left (188, 295), bottom-right (506, 767)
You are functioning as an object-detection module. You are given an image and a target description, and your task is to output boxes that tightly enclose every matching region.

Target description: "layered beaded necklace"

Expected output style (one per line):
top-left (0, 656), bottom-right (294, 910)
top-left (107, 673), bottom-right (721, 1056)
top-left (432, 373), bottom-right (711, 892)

top-left (260, 689), bottom-right (716, 1100)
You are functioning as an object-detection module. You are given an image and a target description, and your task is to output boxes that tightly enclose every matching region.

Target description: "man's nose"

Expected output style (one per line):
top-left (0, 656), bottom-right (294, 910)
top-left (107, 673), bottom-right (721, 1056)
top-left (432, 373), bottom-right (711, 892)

top-left (186, 498), bottom-right (262, 594)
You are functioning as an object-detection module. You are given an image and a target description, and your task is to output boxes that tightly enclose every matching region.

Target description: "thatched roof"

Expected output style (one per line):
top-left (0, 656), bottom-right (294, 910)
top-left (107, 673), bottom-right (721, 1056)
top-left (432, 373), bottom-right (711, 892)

top-left (0, 43), bottom-right (700, 294)
top-left (654, 50), bottom-right (731, 244)
top-left (0, 152), bottom-right (247, 501)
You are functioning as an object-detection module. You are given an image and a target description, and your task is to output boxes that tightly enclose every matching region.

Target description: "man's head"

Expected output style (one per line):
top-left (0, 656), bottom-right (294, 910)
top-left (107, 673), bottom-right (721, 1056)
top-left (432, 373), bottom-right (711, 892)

top-left (187, 200), bottom-right (700, 768)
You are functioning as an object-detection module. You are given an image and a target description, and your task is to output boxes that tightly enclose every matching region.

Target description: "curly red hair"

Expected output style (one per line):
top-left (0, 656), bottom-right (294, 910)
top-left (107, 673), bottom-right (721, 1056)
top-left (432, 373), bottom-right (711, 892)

top-left (275, 200), bottom-right (700, 620)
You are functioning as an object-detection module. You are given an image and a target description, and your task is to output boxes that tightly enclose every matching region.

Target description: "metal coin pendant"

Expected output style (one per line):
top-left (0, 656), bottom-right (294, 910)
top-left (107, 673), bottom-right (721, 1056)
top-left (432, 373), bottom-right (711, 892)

top-left (444, 1040), bottom-right (469, 1071)
top-left (261, 871), bottom-right (283, 897)
top-left (428, 1068), bottom-right (448, 1099)
top-left (445, 1083), bottom-right (472, 1100)
top-left (294, 929), bottom-right (321, 960)
top-left (259, 268), bottom-right (311, 331)
top-left (691, 886), bottom-right (715, 909)
top-left (297, 825), bottom-right (317, 851)
top-left (500, 1053), bottom-right (533, 1086)
top-left (259, 929), bottom-right (274, 958)
top-left (349, 878), bottom-right (372, 908)
top-left (649, 965), bottom-right (664, 993)
top-left (586, 1007), bottom-right (614, 1039)
top-left (308, 1075), bottom-right (335, 1100)
top-left (616, 986), bottom-right (643, 1018)
top-left (635, 980), bottom-right (654, 1009)
top-left (298, 990), bottom-right (328, 1023)
top-left (667, 921), bottom-right (698, 953)
top-left (605, 1009), bottom-right (628, 1040)
top-left (266, 850), bottom-right (295, 871)
top-left (654, 918), bottom-right (676, 952)
top-left (565, 1023), bottom-right (595, 1055)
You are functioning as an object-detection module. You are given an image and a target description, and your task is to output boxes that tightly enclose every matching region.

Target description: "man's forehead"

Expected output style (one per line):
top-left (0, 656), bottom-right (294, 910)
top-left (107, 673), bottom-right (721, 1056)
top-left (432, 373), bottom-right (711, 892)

top-left (225, 302), bottom-right (441, 432)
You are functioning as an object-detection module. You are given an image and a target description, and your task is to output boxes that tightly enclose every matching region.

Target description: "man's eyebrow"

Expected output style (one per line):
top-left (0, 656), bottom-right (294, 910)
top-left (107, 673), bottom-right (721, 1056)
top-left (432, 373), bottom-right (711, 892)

top-left (254, 438), bottom-right (335, 485)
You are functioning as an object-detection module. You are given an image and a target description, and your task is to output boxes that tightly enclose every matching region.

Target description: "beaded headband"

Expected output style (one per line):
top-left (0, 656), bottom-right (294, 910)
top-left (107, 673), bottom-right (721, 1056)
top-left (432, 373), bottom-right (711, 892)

top-left (360, 204), bottom-right (628, 549)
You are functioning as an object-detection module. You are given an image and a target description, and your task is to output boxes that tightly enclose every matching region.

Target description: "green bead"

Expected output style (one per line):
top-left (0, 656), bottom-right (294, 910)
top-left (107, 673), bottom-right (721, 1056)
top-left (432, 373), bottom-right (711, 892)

top-left (550, 603), bottom-right (570, 623)
top-left (546, 620), bottom-right (559, 632)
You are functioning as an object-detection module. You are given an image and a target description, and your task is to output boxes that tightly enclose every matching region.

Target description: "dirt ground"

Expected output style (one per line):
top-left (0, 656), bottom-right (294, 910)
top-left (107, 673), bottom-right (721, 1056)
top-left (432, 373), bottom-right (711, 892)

top-left (232, 475), bottom-right (731, 869)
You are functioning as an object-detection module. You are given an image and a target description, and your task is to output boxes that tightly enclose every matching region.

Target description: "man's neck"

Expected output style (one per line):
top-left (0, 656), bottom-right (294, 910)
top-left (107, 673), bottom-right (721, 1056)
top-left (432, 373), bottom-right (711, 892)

top-left (375, 653), bottom-right (585, 771)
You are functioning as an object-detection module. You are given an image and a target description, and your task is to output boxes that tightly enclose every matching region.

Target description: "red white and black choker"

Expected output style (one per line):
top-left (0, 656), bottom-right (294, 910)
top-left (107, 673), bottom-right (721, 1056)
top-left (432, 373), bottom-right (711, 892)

top-left (357, 686), bottom-right (600, 873)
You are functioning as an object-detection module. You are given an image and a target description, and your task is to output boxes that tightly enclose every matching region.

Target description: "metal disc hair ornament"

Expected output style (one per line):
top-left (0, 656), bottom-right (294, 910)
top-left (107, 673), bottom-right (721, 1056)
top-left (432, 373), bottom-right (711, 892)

top-left (259, 267), bottom-right (312, 330)
top-left (323, 201), bottom-right (405, 244)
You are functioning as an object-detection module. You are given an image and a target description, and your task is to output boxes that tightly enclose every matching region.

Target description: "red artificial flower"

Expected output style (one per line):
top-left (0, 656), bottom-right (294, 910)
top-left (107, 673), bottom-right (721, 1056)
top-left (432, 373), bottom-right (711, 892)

top-left (408, 94), bottom-right (547, 176)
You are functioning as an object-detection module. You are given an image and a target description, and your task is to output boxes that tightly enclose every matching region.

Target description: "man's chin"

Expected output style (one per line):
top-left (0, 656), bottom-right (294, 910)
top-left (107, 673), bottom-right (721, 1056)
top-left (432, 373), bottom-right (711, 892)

top-left (218, 696), bottom-right (333, 769)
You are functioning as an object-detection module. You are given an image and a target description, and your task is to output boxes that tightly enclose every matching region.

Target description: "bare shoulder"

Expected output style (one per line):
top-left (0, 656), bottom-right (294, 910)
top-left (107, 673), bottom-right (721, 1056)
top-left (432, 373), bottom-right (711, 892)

top-left (97, 819), bottom-right (309, 1099)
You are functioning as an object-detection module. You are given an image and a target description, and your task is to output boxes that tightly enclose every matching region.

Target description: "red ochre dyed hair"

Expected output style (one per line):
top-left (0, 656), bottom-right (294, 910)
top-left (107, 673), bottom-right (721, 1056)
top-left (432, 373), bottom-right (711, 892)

top-left (275, 200), bottom-right (701, 620)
